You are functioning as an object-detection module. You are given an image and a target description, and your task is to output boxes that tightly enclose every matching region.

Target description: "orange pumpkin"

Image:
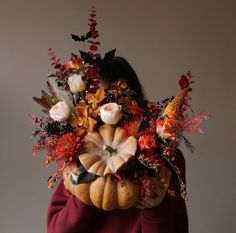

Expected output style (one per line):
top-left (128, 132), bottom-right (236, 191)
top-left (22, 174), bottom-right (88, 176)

top-left (63, 124), bottom-right (139, 211)
top-left (63, 168), bottom-right (139, 211)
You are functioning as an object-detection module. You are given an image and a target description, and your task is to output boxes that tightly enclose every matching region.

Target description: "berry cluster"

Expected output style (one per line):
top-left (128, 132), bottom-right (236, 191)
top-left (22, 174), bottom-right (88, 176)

top-left (43, 121), bottom-right (74, 137)
top-left (103, 93), bottom-right (116, 104)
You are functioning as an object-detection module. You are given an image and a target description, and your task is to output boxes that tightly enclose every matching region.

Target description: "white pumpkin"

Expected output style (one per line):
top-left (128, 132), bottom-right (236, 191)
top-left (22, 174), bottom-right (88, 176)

top-left (79, 124), bottom-right (137, 176)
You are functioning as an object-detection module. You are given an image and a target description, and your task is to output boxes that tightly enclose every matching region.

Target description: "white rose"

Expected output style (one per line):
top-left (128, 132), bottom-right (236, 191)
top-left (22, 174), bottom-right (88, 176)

top-left (100, 103), bottom-right (122, 125)
top-left (67, 74), bottom-right (86, 93)
top-left (49, 101), bottom-right (71, 122)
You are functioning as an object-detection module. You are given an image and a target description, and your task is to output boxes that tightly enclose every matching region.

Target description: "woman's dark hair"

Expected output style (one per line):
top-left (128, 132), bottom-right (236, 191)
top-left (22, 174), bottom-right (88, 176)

top-left (99, 56), bottom-right (145, 99)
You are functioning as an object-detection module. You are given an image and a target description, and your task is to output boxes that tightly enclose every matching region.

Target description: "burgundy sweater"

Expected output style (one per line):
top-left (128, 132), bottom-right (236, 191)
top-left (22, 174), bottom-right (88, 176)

top-left (47, 151), bottom-right (188, 233)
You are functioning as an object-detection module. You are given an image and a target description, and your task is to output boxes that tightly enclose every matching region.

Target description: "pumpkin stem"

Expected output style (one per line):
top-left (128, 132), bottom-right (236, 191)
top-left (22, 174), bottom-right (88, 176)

top-left (103, 145), bottom-right (117, 156)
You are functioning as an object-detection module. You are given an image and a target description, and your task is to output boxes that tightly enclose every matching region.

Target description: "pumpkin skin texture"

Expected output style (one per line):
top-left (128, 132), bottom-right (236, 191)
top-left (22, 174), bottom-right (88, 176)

top-left (63, 169), bottom-right (139, 211)
top-left (79, 124), bottom-right (137, 176)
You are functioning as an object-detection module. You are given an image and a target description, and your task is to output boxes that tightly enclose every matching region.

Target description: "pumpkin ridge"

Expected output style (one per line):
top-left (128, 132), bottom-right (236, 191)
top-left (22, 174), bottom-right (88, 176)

top-left (117, 136), bottom-right (137, 154)
top-left (116, 153), bottom-right (132, 162)
top-left (107, 159), bottom-right (115, 174)
top-left (79, 153), bottom-right (101, 171)
top-left (103, 166), bottom-right (113, 175)
top-left (110, 155), bottom-right (126, 172)
top-left (85, 132), bottom-right (103, 148)
top-left (84, 141), bottom-right (101, 154)
top-left (112, 127), bottom-right (126, 148)
top-left (99, 124), bottom-right (115, 146)
top-left (96, 163), bottom-right (106, 176)
top-left (102, 176), bottom-right (118, 210)
top-left (88, 160), bottom-right (106, 176)
top-left (90, 177), bottom-right (106, 209)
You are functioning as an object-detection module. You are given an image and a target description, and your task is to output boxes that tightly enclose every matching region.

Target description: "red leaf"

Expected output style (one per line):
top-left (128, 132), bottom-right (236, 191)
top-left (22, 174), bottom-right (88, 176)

top-left (179, 75), bottom-right (189, 89)
top-left (55, 64), bottom-right (61, 69)
top-left (32, 96), bottom-right (51, 109)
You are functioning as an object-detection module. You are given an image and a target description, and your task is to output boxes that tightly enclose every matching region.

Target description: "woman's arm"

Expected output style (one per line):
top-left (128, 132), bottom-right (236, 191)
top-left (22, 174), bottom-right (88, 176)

top-left (170, 149), bottom-right (189, 233)
top-left (47, 180), bottom-right (97, 233)
top-left (140, 149), bottom-right (189, 233)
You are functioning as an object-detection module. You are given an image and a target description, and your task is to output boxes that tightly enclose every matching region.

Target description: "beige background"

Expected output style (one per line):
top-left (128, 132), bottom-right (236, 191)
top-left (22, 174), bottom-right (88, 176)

top-left (0, 0), bottom-right (235, 232)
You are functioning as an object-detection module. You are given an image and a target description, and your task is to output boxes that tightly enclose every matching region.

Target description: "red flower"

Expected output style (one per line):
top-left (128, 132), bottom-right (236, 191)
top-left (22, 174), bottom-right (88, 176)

top-left (54, 133), bottom-right (83, 161)
top-left (63, 57), bottom-right (84, 71)
top-left (123, 120), bottom-right (140, 137)
top-left (128, 101), bottom-right (144, 118)
top-left (138, 134), bottom-right (156, 151)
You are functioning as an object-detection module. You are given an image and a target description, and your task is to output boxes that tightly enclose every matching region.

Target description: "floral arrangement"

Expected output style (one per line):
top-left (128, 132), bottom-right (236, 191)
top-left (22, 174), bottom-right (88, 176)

top-left (29, 7), bottom-right (210, 209)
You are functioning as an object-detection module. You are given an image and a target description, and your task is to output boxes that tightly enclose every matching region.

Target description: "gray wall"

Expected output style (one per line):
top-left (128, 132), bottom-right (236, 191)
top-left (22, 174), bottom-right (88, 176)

top-left (0, 0), bottom-right (235, 232)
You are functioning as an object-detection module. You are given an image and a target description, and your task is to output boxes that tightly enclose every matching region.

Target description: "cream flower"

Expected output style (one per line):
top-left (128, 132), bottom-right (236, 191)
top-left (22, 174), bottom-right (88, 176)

top-left (79, 124), bottom-right (137, 176)
top-left (67, 73), bottom-right (86, 93)
top-left (49, 101), bottom-right (71, 122)
top-left (100, 103), bottom-right (122, 125)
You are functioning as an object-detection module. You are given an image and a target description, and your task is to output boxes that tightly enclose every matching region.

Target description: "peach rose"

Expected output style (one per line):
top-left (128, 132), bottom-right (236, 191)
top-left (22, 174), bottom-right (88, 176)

top-left (100, 103), bottom-right (122, 125)
top-left (49, 101), bottom-right (71, 122)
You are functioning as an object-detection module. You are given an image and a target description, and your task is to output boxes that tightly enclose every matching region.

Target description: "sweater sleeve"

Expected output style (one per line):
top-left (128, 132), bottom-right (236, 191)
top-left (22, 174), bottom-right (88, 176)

top-left (47, 180), bottom-right (97, 233)
top-left (170, 149), bottom-right (189, 233)
top-left (141, 149), bottom-right (189, 233)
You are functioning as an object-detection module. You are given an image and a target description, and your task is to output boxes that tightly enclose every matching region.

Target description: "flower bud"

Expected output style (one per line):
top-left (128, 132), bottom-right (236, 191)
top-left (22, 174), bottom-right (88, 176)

top-left (156, 119), bottom-right (175, 140)
top-left (67, 74), bottom-right (86, 93)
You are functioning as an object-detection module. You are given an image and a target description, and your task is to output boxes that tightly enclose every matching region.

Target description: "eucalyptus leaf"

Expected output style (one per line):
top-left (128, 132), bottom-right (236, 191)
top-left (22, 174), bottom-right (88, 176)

top-left (48, 77), bottom-right (75, 111)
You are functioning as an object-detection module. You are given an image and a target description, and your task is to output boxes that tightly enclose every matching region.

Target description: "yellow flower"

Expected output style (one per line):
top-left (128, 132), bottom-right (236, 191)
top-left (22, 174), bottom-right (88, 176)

top-left (86, 88), bottom-right (105, 110)
top-left (70, 102), bottom-right (97, 132)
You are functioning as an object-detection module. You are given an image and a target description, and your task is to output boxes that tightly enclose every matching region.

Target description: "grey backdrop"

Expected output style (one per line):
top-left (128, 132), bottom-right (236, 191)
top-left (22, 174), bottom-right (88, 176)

top-left (0, 0), bottom-right (235, 233)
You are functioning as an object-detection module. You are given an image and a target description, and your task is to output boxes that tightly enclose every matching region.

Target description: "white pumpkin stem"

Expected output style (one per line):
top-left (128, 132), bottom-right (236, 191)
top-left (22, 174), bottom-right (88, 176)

top-left (103, 145), bottom-right (117, 156)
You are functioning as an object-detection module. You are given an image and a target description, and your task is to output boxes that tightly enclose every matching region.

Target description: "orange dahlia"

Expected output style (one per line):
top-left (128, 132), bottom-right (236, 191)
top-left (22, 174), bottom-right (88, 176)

top-left (54, 132), bottom-right (83, 161)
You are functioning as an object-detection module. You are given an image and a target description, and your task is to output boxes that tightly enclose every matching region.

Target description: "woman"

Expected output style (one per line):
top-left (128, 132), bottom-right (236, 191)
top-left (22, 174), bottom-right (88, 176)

top-left (47, 57), bottom-right (189, 233)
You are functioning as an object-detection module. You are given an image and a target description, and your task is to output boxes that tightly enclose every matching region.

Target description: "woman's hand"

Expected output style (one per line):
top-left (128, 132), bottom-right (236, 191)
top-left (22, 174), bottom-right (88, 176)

top-left (135, 166), bottom-right (171, 209)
